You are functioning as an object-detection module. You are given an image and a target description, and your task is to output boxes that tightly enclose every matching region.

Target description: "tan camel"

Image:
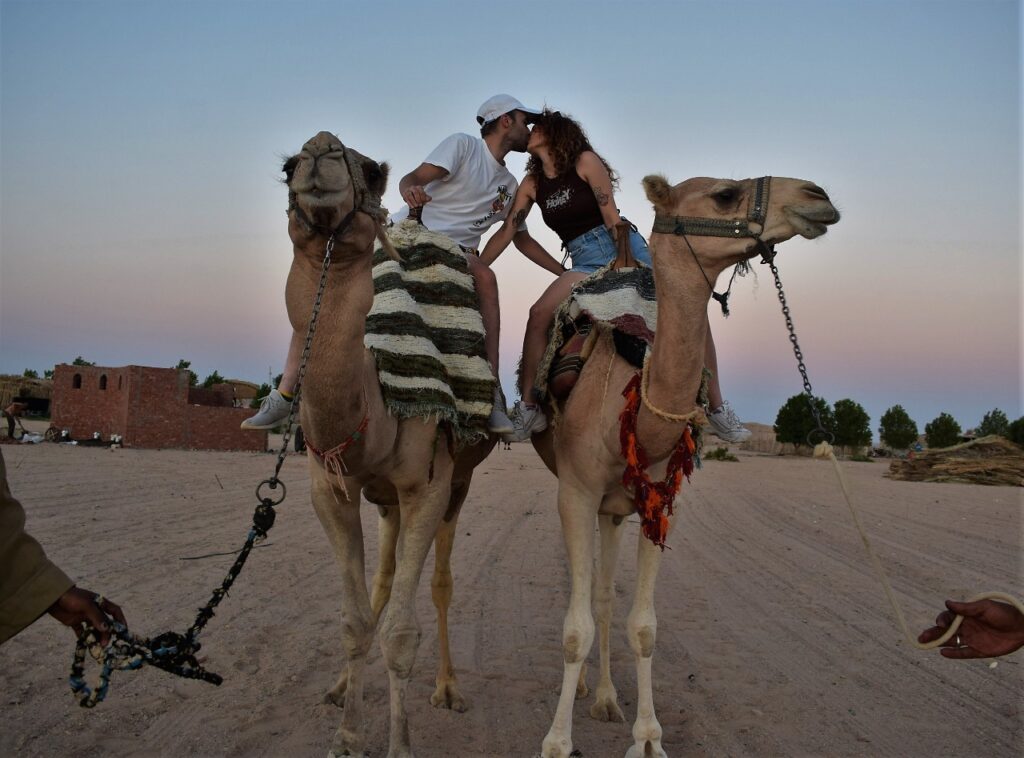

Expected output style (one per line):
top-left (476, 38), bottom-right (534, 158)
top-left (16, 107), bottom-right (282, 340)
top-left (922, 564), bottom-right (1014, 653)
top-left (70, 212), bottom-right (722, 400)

top-left (531, 175), bottom-right (840, 758)
top-left (283, 131), bottom-right (495, 758)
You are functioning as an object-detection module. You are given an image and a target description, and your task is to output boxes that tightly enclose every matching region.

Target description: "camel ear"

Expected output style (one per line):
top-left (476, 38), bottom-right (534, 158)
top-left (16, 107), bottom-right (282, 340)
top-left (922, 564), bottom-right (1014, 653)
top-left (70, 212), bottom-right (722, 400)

top-left (361, 160), bottom-right (389, 197)
top-left (282, 154), bottom-right (299, 185)
top-left (642, 175), bottom-right (673, 212)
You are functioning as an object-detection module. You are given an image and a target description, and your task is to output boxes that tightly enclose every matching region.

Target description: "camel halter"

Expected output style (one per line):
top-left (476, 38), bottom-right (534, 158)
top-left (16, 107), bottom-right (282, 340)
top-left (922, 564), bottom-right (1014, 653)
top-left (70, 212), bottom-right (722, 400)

top-left (651, 176), bottom-right (775, 316)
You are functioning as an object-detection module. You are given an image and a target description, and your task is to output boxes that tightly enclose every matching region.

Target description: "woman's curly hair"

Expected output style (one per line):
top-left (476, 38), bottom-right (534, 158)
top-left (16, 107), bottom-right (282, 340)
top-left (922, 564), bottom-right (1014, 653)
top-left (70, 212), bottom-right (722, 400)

top-left (526, 109), bottom-right (618, 188)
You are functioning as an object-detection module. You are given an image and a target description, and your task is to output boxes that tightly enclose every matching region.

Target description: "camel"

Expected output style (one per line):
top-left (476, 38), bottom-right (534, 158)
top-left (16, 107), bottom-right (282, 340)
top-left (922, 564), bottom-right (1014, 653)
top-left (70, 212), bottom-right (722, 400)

top-left (530, 175), bottom-right (840, 758)
top-left (282, 131), bottom-right (495, 758)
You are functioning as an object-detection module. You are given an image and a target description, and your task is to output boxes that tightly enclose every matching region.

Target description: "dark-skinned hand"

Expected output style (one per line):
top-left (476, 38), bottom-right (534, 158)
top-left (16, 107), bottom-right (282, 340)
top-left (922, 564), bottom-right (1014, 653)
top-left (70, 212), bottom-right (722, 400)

top-left (47, 586), bottom-right (126, 647)
top-left (918, 598), bottom-right (1024, 659)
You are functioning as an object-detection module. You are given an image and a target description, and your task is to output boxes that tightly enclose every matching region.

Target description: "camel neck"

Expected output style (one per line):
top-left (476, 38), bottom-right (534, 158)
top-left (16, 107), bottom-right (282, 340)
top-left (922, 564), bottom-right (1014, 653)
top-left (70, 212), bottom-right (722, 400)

top-left (287, 248), bottom-right (374, 443)
top-left (639, 241), bottom-right (713, 446)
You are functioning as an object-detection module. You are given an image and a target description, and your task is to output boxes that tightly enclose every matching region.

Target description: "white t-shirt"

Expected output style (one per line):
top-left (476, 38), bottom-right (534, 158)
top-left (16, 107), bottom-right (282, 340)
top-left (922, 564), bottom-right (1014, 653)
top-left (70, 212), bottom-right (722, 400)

top-left (391, 133), bottom-right (528, 249)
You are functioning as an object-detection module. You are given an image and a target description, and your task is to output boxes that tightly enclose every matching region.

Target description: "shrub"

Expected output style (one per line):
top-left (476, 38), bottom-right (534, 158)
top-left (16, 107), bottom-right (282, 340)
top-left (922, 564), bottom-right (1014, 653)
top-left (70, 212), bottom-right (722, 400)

top-left (704, 446), bottom-right (738, 462)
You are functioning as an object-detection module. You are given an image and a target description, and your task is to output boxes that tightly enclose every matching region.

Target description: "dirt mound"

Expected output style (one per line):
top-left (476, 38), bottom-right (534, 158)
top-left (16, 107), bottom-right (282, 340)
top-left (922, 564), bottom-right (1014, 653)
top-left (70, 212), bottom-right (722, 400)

top-left (887, 435), bottom-right (1024, 486)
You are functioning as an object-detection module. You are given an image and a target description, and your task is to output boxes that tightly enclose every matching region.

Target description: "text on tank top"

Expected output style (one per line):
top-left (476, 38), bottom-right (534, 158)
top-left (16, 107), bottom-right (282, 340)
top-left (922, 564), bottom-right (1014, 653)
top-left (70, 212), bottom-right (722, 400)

top-left (535, 166), bottom-right (605, 243)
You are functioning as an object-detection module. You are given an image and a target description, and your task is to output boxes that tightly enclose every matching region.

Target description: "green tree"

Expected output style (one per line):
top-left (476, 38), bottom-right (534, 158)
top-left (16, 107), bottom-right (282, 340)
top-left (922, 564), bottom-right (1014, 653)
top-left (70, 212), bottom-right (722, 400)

top-left (72, 356), bottom-right (95, 366)
top-left (879, 405), bottom-right (918, 449)
top-left (1007, 417), bottom-right (1024, 446)
top-left (272, 373), bottom-right (283, 389)
top-left (202, 370), bottom-right (226, 388)
top-left (251, 383), bottom-right (272, 408)
top-left (833, 398), bottom-right (871, 448)
top-left (924, 412), bottom-right (961, 449)
top-left (773, 394), bottom-right (835, 451)
top-left (43, 369), bottom-right (54, 379)
top-left (22, 369), bottom-right (38, 379)
top-left (174, 359), bottom-right (198, 386)
top-left (977, 408), bottom-right (1010, 438)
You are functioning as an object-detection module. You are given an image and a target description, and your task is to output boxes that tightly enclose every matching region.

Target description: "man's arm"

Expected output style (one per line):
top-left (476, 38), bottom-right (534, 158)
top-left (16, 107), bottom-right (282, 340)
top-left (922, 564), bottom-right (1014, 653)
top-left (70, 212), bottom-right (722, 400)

top-left (398, 162), bottom-right (449, 208)
top-left (512, 230), bottom-right (565, 276)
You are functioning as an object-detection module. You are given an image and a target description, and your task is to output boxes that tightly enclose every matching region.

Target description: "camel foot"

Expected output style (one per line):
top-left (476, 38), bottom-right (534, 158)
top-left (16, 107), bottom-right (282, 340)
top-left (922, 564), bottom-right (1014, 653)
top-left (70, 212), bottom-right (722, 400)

top-left (430, 680), bottom-right (468, 712)
top-left (624, 739), bottom-right (666, 758)
top-left (540, 734), bottom-right (576, 758)
top-left (589, 694), bottom-right (624, 722)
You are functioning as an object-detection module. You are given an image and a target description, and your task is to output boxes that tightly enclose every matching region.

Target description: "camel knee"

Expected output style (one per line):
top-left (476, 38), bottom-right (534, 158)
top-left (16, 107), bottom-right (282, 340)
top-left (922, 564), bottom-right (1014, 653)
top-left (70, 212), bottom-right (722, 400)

top-left (380, 618), bottom-right (421, 678)
top-left (562, 615), bottom-right (595, 664)
top-left (340, 613), bottom-right (374, 659)
top-left (627, 616), bottom-right (657, 658)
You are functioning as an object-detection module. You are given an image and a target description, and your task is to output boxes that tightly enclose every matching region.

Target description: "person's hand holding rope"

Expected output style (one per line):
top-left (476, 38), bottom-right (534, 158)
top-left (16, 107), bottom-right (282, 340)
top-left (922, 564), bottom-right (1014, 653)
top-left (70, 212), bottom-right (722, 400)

top-left (918, 598), bottom-right (1024, 659)
top-left (47, 587), bottom-right (126, 647)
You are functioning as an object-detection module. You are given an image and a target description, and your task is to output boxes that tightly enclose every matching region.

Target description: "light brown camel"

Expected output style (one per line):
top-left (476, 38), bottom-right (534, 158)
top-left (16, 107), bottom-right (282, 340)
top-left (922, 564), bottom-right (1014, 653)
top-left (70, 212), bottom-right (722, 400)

top-left (283, 131), bottom-right (495, 758)
top-left (531, 175), bottom-right (840, 758)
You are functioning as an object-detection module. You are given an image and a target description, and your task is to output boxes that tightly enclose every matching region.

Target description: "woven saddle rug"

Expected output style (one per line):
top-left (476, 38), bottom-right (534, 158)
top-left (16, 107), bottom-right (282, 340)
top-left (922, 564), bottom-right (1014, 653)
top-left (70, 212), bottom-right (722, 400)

top-left (366, 219), bottom-right (494, 445)
top-left (536, 263), bottom-right (658, 399)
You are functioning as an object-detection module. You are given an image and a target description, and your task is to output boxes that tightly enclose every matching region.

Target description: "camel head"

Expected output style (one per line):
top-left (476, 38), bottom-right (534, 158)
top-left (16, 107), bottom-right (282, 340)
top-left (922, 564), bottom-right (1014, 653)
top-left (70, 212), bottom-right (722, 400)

top-left (642, 175), bottom-right (840, 280)
top-left (283, 131), bottom-right (391, 259)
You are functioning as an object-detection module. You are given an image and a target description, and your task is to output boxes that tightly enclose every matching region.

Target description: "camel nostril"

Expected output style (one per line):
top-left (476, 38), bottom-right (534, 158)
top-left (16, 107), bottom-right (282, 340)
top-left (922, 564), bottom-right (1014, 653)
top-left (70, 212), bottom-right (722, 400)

top-left (804, 184), bottom-right (830, 201)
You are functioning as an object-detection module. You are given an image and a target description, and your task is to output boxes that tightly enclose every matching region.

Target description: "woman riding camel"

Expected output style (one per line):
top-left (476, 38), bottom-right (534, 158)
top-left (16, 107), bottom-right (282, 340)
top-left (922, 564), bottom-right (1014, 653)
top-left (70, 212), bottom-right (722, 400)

top-left (480, 109), bottom-right (750, 443)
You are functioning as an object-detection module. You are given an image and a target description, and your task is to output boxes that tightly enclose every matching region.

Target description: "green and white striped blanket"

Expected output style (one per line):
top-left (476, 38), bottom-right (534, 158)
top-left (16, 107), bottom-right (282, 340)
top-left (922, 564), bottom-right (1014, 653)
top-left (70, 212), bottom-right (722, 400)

top-left (366, 220), bottom-right (494, 445)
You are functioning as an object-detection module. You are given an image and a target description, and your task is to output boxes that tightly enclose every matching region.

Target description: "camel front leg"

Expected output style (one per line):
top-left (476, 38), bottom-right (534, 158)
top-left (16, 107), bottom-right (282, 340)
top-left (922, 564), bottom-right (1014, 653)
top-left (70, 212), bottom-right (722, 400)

top-left (429, 483), bottom-right (469, 711)
top-left (590, 513), bottom-right (626, 723)
top-left (541, 482), bottom-right (597, 758)
top-left (624, 524), bottom-right (668, 758)
top-left (308, 470), bottom-right (374, 758)
top-left (379, 465), bottom-right (454, 757)
top-left (325, 503), bottom-right (399, 708)
top-left (372, 504), bottom-right (400, 622)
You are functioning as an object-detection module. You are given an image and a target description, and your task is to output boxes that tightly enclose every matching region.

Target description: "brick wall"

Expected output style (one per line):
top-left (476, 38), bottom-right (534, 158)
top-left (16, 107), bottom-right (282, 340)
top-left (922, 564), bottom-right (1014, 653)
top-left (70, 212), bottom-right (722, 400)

top-left (51, 364), bottom-right (130, 440)
top-left (185, 406), bottom-right (265, 451)
top-left (52, 364), bottom-right (266, 451)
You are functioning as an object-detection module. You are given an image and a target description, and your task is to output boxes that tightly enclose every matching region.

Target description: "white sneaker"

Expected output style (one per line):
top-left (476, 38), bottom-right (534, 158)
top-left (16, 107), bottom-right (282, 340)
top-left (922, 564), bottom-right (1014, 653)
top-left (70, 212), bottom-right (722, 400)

top-left (706, 401), bottom-right (752, 443)
top-left (488, 386), bottom-right (514, 434)
top-left (502, 401), bottom-right (548, 443)
top-left (241, 389), bottom-right (293, 430)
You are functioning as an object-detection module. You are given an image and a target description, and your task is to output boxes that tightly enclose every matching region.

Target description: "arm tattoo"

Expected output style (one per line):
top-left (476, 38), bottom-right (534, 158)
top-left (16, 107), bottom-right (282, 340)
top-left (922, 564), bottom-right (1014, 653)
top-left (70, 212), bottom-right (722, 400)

top-left (513, 208), bottom-right (528, 226)
top-left (593, 187), bottom-right (611, 206)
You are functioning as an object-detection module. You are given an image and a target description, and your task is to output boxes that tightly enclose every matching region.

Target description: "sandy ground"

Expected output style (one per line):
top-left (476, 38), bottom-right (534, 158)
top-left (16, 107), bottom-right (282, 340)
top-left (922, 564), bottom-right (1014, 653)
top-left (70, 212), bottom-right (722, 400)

top-left (0, 432), bottom-right (1021, 757)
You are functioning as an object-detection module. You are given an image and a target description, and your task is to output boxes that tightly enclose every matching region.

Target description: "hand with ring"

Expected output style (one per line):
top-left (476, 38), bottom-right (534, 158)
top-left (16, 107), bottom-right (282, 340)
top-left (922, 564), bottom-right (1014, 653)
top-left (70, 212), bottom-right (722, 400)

top-left (918, 598), bottom-right (1024, 659)
top-left (47, 586), bottom-right (127, 647)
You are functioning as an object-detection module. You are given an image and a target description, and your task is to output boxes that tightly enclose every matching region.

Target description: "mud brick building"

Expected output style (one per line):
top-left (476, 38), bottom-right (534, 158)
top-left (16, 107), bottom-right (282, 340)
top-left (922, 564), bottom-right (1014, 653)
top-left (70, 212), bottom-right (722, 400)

top-left (51, 364), bottom-right (266, 451)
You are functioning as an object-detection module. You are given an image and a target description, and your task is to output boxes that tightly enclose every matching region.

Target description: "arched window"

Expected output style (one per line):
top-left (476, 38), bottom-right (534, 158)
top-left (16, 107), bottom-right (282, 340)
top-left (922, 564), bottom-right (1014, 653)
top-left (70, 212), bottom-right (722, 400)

top-left (99, 374), bottom-right (108, 390)
top-left (73, 374), bottom-right (82, 389)
top-left (118, 375), bottom-right (123, 390)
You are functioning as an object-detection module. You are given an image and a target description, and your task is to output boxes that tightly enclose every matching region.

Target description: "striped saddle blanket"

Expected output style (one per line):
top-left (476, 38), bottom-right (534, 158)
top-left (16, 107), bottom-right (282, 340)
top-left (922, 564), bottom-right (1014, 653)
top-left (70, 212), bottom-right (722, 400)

top-left (566, 264), bottom-right (658, 343)
top-left (366, 220), bottom-right (494, 445)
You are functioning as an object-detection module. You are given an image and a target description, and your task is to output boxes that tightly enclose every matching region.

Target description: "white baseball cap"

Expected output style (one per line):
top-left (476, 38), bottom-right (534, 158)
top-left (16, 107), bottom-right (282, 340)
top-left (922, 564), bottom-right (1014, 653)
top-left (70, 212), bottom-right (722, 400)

top-left (476, 94), bottom-right (541, 126)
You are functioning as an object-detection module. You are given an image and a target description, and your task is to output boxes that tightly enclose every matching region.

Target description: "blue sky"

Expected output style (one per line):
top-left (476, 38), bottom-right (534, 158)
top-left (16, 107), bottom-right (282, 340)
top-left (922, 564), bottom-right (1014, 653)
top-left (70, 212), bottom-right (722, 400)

top-left (1, 0), bottom-right (1020, 434)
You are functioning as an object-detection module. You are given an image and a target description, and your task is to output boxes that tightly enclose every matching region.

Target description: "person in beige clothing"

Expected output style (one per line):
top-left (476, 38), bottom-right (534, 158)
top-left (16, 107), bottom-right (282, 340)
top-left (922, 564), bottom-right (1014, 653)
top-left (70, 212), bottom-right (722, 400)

top-left (0, 449), bottom-right (124, 646)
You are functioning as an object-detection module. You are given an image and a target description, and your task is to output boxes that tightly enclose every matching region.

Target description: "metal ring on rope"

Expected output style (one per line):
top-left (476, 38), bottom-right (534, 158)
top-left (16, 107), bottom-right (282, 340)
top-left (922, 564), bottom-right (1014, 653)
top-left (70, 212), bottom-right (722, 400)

top-left (255, 478), bottom-right (287, 506)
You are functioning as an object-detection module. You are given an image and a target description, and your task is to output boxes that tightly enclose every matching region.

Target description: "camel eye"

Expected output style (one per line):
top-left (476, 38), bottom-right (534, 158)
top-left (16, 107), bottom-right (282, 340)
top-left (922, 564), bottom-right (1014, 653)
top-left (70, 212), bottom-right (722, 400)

top-left (713, 188), bottom-right (739, 204)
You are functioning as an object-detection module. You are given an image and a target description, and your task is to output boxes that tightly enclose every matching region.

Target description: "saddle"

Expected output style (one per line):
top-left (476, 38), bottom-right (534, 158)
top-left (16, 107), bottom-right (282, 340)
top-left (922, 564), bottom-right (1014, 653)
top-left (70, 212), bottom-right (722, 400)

top-left (538, 264), bottom-right (658, 403)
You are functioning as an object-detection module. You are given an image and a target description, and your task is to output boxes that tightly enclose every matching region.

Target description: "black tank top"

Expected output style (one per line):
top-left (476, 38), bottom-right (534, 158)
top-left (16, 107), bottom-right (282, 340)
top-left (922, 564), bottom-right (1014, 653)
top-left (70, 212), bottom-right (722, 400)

top-left (535, 167), bottom-right (604, 243)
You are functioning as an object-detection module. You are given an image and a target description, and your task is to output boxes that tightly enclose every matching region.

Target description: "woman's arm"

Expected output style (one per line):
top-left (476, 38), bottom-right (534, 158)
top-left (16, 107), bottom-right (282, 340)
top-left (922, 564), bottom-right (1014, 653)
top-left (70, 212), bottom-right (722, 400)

top-left (480, 176), bottom-right (537, 266)
top-left (576, 151), bottom-right (624, 230)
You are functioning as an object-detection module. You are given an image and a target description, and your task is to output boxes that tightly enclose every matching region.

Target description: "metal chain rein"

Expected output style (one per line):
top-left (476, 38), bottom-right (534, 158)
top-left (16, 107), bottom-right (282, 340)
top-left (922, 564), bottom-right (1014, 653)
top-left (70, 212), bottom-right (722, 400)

top-left (69, 233), bottom-right (337, 708)
top-left (767, 259), bottom-right (833, 446)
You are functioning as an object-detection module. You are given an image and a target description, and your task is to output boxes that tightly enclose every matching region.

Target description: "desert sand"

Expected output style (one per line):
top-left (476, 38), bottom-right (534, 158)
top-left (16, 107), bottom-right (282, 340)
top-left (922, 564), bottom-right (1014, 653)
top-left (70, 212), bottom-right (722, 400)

top-left (0, 434), bottom-right (1020, 757)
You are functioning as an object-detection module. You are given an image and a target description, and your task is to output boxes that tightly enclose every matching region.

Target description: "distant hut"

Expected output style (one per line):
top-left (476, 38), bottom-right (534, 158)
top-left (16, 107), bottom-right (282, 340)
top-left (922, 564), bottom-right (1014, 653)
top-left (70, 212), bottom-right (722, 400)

top-left (0, 374), bottom-right (53, 416)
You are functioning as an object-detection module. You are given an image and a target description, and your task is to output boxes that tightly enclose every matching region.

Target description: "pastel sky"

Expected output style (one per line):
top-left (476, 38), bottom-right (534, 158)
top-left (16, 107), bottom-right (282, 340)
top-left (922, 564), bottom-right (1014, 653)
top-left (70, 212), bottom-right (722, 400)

top-left (1, 0), bottom-right (1020, 435)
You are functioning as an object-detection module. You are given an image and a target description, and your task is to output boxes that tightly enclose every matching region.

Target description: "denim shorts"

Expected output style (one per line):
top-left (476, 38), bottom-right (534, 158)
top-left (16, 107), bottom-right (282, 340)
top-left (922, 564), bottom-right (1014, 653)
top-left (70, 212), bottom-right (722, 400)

top-left (564, 222), bottom-right (652, 273)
